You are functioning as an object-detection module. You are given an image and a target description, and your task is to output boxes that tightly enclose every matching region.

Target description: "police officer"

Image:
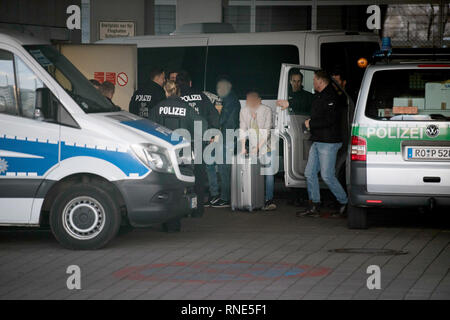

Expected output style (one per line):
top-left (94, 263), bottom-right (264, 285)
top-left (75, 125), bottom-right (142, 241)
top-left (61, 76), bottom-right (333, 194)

top-left (296, 70), bottom-right (348, 218)
top-left (177, 70), bottom-right (220, 130)
top-left (150, 81), bottom-right (207, 231)
top-left (177, 71), bottom-right (220, 207)
top-left (129, 68), bottom-right (166, 119)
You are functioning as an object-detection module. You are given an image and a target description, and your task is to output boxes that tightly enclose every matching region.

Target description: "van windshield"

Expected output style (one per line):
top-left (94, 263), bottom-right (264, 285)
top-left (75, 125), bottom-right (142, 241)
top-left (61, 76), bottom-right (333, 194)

top-left (365, 68), bottom-right (450, 121)
top-left (24, 45), bottom-right (119, 113)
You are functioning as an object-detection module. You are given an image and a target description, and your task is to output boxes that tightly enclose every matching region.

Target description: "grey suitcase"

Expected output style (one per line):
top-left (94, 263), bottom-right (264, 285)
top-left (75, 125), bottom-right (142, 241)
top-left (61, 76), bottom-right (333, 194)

top-left (231, 155), bottom-right (265, 211)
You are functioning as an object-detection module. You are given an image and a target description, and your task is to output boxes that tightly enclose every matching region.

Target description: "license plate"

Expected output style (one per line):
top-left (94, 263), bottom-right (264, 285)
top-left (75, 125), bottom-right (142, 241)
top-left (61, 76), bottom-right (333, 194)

top-left (190, 196), bottom-right (197, 209)
top-left (407, 147), bottom-right (450, 161)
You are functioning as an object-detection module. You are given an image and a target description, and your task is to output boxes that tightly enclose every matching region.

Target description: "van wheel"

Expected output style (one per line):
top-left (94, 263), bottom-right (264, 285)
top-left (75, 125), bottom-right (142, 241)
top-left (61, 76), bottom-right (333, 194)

top-left (347, 205), bottom-right (368, 229)
top-left (50, 183), bottom-right (121, 250)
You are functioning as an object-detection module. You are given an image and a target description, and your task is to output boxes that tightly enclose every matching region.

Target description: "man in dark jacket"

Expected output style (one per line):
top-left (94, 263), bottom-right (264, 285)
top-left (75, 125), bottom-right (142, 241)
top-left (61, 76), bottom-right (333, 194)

top-left (297, 70), bottom-right (348, 218)
top-left (129, 68), bottom-right (166, 118)
top-left (211, 77), bottom-right (240, 208)
top-left (150, 80), bottom-right (207, 223)
top-left (277, 68), bottom-right (313, 115)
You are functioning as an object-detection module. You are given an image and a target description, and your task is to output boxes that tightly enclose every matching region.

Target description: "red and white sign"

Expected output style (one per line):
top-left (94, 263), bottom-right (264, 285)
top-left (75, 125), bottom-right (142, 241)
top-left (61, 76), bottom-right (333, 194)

top-left (117, 72), bottom-right (128, 87)
top-left (94, 71), bottom-right (128, 87)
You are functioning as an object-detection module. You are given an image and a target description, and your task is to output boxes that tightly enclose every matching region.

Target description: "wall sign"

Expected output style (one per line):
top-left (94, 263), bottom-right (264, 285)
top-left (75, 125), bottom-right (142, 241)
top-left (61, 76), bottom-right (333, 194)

top-left (98, 21), bottom-right (135, 40)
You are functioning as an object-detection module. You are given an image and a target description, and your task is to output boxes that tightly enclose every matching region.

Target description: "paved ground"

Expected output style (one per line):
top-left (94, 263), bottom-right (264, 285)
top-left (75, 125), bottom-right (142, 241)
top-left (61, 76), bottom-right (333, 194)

top-left (0, 201), bottom-right (449, 300)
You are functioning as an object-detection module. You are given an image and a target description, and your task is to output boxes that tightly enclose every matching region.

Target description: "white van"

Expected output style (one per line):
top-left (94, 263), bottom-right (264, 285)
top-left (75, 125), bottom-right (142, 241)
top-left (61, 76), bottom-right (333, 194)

top-left (99, 30), bottom-right (379, 186)
top-left (99, 30), bottom-right (379, 111)
top-left (346, 61), bottom-right (450, 229)
top-left (0, 30), bottom-right (197, 249)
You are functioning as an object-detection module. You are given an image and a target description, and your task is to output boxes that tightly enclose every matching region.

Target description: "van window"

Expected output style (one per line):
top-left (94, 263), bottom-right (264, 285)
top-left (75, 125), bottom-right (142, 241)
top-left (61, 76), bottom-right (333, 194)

top-left (321, 42), bottom-right (379, 101)
top-left (25, 45), bottom-right (118, 114)
top-left (137, 47), bottom-right (207, 91)
top-left (205, 45), bottom-right (299, 100)
top-left (0, 50), bottom-right (18, 115)
top-left (365, 68), bottom-right (450, 121)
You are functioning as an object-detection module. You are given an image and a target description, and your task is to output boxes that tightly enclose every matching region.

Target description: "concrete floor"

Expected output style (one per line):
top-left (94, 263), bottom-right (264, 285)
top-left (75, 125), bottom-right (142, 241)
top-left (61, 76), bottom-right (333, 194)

top-left (0, 202), bottom-right (449, 300)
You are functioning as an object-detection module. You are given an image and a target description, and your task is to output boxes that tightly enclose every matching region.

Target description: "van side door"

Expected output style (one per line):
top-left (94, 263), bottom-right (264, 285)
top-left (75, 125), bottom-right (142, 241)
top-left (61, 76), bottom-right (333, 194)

top-left (276, 64), bottom-right (319, 187)
top-left (277, 63), bottom-right (355, 188)
top-left (0, 47), bottom-right (60, 224)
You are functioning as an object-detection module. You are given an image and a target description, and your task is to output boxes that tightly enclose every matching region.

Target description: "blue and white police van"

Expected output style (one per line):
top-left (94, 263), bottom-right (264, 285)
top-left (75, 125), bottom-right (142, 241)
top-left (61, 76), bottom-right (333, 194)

top-left (0, 30), bottom-right (196, 249)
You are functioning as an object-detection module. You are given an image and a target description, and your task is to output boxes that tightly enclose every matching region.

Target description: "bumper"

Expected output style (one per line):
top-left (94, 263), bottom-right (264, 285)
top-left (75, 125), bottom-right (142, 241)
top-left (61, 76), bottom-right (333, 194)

top-left (348, 162), bottom-right (450, 208)
top-left (114, 172), bottom-right (196, 227)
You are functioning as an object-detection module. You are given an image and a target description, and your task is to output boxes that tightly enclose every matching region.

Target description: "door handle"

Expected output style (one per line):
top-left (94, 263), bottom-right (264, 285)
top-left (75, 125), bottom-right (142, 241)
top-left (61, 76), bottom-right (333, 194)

top-left (423, 177), bottom-right (441, 183)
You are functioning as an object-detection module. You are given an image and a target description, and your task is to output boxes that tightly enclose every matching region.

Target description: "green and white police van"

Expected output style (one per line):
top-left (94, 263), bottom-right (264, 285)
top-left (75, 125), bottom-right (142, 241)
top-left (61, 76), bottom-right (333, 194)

top-left (347, 61), bottom-right (450, 229)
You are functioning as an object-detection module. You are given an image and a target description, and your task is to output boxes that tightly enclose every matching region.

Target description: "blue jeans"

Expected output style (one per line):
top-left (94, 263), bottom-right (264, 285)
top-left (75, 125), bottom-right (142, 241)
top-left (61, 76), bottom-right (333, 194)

top-left (260, 152), bottom-right (274, 202)
top-left (304, 142), bottom-right (348, 204)
top-left (206, 164), bottom-right (219, 197)
top-left (206, 141), bottom-right (233, 202)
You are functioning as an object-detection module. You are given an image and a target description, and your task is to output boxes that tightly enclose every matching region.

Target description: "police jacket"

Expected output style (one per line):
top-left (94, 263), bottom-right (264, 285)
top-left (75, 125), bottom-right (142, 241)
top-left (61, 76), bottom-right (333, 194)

top-left (129, 81), bottom-right (165, 119)
top-left (179, 86), bottom-right (220, 130)
top-left (309, 84), bottom-right (342, 143)
top-left (150, 97), bottom-right (207, 138)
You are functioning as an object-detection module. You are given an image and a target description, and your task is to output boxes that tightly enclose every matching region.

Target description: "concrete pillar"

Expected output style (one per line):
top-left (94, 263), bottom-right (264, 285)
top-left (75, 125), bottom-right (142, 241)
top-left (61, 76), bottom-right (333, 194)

top-left (176, 0), bottom-right (223, 29)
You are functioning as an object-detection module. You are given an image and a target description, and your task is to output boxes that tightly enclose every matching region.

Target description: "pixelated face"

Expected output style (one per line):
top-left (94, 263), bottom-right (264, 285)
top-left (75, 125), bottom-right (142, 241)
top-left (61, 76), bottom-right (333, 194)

top-left (246, 93), bottom-right (261, 109)
top-left (217, 80), bottom-right (232, 98)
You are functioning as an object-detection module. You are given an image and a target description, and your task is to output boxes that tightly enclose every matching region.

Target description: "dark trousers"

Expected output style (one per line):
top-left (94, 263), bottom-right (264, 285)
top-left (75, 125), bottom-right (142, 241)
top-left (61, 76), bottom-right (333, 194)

top-left (193, 163), bottom-right (206, 217)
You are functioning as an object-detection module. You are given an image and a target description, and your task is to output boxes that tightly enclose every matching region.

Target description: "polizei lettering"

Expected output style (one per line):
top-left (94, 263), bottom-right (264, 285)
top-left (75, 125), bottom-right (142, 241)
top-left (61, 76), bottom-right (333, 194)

top-left (135, 94), bottom-right (152, 102)
top-left (159, 106), bottom-right (186, 116)
top-left (180, 94), bottom-right (202, 102)
top-left (366, 127), bottom-right (424, 139)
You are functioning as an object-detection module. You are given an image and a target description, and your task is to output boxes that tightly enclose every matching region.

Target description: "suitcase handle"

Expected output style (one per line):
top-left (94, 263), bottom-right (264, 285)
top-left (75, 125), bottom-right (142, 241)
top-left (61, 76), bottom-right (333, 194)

top-left (241, 169), bottom-right (244, 193)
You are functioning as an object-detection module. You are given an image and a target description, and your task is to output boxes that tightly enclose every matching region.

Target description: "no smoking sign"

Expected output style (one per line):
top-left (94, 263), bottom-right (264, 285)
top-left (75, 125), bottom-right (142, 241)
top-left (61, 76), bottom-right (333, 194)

top-left (117, 72), bottom-right (128, 87)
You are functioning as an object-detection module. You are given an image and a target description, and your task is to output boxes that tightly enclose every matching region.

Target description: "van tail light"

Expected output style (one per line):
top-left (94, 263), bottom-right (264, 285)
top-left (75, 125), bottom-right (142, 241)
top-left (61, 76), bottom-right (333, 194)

top-left (351, 136), bottom-right (367, 161)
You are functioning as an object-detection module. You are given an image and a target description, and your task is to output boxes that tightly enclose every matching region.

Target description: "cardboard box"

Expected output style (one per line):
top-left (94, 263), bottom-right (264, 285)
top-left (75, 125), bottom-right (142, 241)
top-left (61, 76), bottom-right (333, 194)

top-left (425, 82), bottom-right (450, 110)
top-left (393, 97), bottom-right (425, 110)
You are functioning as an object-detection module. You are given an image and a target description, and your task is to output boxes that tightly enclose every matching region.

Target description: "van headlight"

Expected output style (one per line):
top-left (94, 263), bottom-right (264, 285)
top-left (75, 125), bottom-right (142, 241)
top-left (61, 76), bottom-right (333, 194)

top-left (131, 143), bottom-right (174, 173)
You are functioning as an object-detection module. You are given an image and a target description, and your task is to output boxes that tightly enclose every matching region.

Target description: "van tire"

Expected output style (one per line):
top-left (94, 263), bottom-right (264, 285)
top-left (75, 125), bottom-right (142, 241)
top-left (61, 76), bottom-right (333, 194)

top-left (347, 205), bottom-right (368, 229)
top-left (50, 183), bottom-right (121, 250)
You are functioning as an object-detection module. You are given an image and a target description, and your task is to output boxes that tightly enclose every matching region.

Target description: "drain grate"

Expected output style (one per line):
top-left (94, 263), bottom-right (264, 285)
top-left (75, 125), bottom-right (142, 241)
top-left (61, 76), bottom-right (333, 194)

top-left (328, 248), bottom-right (408, 256)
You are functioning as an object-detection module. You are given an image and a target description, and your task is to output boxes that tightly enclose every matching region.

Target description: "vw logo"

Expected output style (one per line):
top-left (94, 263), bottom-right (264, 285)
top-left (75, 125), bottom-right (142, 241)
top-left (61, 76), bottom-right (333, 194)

top-left (426, 124), bottom-right (440, 138)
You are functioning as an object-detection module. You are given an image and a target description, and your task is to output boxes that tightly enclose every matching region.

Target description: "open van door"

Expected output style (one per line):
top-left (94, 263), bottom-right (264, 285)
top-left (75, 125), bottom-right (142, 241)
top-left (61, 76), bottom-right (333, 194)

top-left (277, 64), bottom-right (319, 187)
top-left (276, 63), bottom-right (354, 188)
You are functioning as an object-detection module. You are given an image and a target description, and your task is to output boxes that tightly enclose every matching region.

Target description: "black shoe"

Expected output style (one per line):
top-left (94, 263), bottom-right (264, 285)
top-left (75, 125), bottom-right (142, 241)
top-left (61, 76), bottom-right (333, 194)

top-left (296, 202), bottom-right (321, 218)
top-left (331, 203), bottom-right (347, 218)
top-left (205, 195), bottom-right (220, 207)
top-left (263, 200), bottom-right (277, 211)
top-left (211, 199), bottom-right (230, 208)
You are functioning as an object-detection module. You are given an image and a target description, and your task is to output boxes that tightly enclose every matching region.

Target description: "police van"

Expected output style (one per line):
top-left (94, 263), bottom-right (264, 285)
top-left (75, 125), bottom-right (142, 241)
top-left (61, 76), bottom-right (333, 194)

top-left (0, 30), bottom-right (197, 249)
top-left (346, 60), bottom-right (450, 229)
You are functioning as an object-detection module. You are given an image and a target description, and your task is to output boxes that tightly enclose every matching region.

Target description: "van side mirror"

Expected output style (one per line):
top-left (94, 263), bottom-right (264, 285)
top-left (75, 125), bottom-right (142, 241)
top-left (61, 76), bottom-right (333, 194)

top-left (0, 96), bottom-right (6, 111)
top-left (35, 87), bottom-right (53, 120)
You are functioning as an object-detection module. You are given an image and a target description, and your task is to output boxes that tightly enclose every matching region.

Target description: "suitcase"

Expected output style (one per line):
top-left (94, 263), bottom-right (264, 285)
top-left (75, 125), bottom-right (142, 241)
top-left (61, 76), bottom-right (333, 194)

top-left (231, 155), bottom-right (265, 211)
